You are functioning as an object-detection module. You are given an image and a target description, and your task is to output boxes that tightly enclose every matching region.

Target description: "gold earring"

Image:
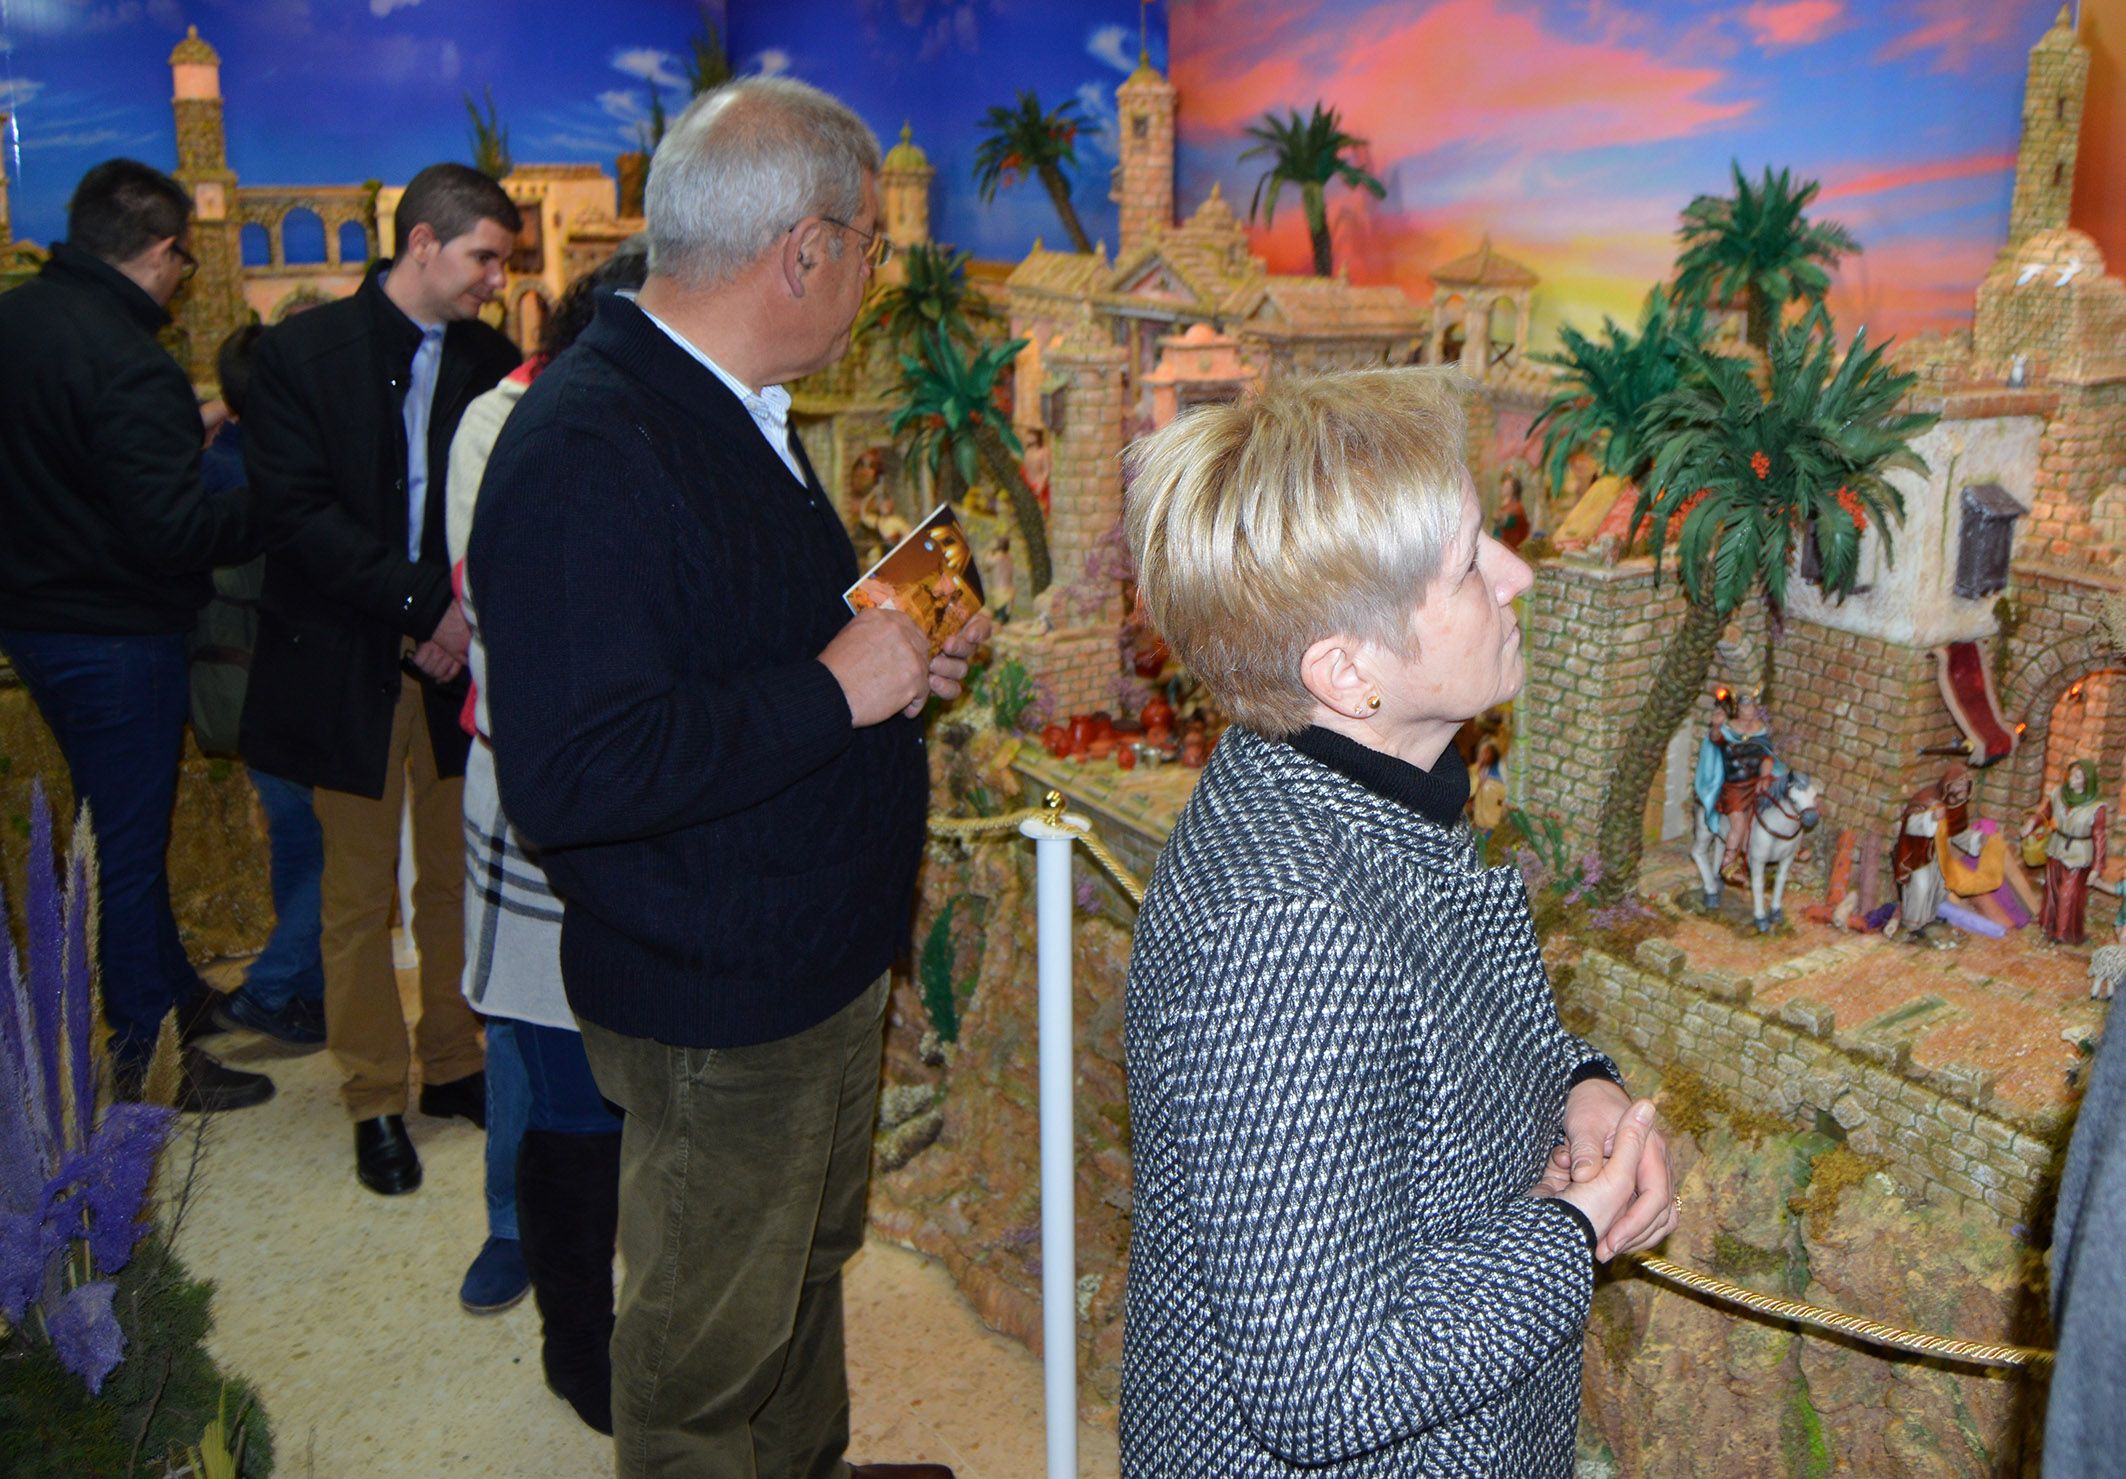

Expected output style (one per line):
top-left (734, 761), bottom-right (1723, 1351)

top-left (1365, 693), bottom-right (1381, 712)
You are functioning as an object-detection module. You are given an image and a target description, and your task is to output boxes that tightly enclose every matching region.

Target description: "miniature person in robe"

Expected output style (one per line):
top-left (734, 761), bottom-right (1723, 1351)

top-left (1493, 474), bottom-right (1531, 553)
top-left (2030, 759), bottom-right (2110, 945)
top-left (1892, 787), bottom-right (1948, 940)
top-left (986, 534), bottom-right (1015, 624)
top-left (1694, 689), bottom-right (1775, 884)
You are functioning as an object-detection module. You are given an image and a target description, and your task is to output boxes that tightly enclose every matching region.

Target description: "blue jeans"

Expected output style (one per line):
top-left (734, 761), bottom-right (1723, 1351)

top-left (482, 1017), bottom-right (620, 1241)
top-left (484, 1017), bottom-right (530, 1242)
top-left (241, 767), bottom-right (324, 1011)
top-left (0, 629), bottom-right (203, 1063)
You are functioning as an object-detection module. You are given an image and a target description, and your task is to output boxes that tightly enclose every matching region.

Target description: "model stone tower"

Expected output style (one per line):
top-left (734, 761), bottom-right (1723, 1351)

top-left (167, 27), bottom-right (247, 384)
top-left (878, 123), bottom-right (933, 284)
top-left (1113, 56), bottom-right (1175, 259)
top-left (2007, 7), bottom-right (2088, 248)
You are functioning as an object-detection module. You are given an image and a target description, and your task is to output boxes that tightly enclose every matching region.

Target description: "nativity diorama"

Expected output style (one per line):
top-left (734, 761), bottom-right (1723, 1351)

top-left (1, 4), bottom-right (2123, 1474)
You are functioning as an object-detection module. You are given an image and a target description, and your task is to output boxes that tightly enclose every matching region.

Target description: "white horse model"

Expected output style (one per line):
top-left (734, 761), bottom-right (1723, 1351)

top-left (1690, 769), bottom-right (1822, 932)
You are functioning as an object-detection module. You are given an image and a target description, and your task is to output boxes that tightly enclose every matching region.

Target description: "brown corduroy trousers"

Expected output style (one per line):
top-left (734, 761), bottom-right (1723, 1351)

top-left (313, 674), bottom-right (482, 1120)
top-left (579, 974), bottom-right (888, 1479)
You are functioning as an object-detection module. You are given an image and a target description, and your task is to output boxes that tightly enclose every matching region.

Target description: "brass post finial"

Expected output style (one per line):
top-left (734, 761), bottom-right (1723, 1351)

top-left (1043, 789), bottom-right (1066, 827)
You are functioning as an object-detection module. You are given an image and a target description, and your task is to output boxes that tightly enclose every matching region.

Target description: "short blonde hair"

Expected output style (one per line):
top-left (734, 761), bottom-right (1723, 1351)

top-left (1123, 367), bottom-right (1469, 737)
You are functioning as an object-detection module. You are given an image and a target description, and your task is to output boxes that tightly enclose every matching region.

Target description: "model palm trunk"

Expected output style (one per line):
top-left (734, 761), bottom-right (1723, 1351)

top-left (1585, 307), bottom-right (1932, 907)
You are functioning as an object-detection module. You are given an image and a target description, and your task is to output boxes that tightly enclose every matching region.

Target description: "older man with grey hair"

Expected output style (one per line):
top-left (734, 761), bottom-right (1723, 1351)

top-left (469, 78), bottom-right (980, 1478)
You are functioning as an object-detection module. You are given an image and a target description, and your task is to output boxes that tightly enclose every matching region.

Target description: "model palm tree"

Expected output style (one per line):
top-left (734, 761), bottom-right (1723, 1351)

top-left (973, 93), bottom-right (1093, 255)
top-left (1531, 288), bottom-right (1707, 498)
top-left (1241, 104), bottom-right (1385, 277)
top-left (891, 330), bottom-right (1052, 594)
top-left (858, 242), bottom-right (993, 355)
top-left (465, 87), bottom-right (511, 181)
top-left (1587, 308), bottom-right (1934, 905)
top-left (1674, 163), bottom-right (1858, 353)
top-left (683, 14), bottom-right (730, 96)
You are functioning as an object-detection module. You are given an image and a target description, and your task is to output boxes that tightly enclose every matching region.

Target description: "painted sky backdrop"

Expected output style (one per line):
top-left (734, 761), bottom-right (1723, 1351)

top-left (0, 0), bottom-right (724, 251)
top-left (1, 0), bottom-right (2119, 349)
top-left (1173, 0), bottom-right (2122, 347)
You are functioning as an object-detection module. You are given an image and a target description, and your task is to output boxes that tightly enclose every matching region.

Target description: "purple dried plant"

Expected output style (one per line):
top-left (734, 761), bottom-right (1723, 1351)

top-left (45, 1278), bottom-right (124, 1393)
top-left (0, 781), bottom-right (175, 1390)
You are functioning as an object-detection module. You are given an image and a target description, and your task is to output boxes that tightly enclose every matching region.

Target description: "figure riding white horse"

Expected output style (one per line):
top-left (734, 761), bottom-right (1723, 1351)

top-left (1691, 765), bottom-right (1821, 931)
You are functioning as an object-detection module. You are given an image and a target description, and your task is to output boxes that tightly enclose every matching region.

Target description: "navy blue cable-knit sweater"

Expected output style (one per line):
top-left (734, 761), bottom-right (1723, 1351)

top-left (466, 295), bottom-right (927, 1049)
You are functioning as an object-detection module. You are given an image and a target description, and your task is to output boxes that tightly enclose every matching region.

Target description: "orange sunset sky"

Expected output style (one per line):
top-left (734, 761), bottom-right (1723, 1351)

top-left (1172, 0), bottom-right (2126, 351)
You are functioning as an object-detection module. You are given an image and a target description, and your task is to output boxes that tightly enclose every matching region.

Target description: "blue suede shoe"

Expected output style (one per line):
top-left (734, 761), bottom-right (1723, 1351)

top-left (460, 1236), bottom-right (530, 1314)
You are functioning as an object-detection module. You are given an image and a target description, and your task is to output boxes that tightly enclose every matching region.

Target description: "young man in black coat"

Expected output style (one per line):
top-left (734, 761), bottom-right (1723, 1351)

top-left (472, 80), bottom-right (980, 1476)
top-left (240, 163), bottom-right (521, 1195)
top-left (0, 158), bottom-right (269, 1112)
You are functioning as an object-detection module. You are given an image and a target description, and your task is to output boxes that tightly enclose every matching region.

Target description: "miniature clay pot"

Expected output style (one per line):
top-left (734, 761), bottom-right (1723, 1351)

top-left (1067, 715), bottom-right (1093, 757)
top-left (1133, 636), bottom-right (1171, 679)
top-left (1116, 744), bottom-right (1138, 771)
top-left (1145, 722), bottom-right (1172, 749)
top-left (1180, 734), bottom-right (1208, 768)
top-left (1140, 695), bottom-right (1174, 733)
top-left (1088, 735), bottom-right (1115, 762)
top-left (1042, 723), bottom-right (1068, 757)
top-left (1091, 710), bottom-right (1115, 743)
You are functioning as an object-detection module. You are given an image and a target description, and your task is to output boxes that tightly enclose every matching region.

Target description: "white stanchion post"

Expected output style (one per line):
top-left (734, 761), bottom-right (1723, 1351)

top-left (1021, 797), bottom-right (1088, 1479)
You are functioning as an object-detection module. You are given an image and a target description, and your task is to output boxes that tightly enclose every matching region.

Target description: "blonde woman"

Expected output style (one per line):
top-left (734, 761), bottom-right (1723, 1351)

top-left (1121, 368), bottom-right (1676, 1477)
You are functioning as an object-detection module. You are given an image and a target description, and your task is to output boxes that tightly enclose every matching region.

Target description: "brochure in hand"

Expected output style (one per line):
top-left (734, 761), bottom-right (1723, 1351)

top-left (843, 503), bottom-right (986, 655)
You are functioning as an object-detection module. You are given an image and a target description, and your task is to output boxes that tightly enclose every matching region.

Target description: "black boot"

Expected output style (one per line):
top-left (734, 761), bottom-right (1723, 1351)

top-left (516, 1128), bottom-right (621, 1435)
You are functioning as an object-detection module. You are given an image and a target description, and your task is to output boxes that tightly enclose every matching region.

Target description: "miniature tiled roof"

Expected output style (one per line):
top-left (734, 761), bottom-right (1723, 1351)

top-left (1240, 275), bottom-right (1426, 336)
top-left (883, 123), bottom-right (930, 173)
top-left (1431, 235), bottom-right (1537, 289)
top-left (1007, 247), bottom-right (1108, 297)
top-left (170, 25), bottom-right (219, 66)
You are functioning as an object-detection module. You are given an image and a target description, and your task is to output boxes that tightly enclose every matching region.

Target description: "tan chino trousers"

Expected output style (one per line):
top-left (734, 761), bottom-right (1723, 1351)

top-left (314, 673), bottom-right (483, 1120)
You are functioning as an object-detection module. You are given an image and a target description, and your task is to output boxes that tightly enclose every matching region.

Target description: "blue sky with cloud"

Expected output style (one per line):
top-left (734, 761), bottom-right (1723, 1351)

top-left (0, 0), bottom-right (1164, 262)
top-left (0, 0), bottom-right (721, 246)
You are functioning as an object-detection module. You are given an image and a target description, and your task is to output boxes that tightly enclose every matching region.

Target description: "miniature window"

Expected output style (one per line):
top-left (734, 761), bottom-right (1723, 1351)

top-left (1796, 512), bottom-right (1874, 594)
top-left (1132, 114), bottom-right (1148, 140)
top-left (1042, 386), bottom-right (1068, 438)
top-left (1954, 483), bottom-right (2021, 599)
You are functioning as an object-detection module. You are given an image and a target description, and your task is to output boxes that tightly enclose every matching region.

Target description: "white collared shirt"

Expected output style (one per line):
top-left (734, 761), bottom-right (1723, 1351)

top-left (626, 295), bottom-right (805, 482)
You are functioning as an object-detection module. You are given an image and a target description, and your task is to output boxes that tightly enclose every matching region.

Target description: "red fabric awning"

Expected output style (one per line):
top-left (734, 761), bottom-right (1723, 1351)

top-left (1934, 641), bottom-right (2018, 767)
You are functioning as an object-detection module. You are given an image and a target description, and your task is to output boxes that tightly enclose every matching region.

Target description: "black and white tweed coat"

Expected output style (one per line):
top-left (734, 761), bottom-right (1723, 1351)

top-left (1122, 728), bottom-right (1609, 1477)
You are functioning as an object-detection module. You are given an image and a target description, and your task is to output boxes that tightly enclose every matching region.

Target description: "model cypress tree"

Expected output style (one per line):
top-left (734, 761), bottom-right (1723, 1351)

top-left (1586, 307), bottom-right (1934, 905)
top-left (1674, 163), bottom-right (1858, 352)
top-left (973, 92), bottom-right (1094, 255)
top-left (1240, 103), bottom-right (1385, 278)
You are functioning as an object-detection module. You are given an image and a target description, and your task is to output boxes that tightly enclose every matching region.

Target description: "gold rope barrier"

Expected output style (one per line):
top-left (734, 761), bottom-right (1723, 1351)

top-left (925, 792), bottom-right (2054, 1373)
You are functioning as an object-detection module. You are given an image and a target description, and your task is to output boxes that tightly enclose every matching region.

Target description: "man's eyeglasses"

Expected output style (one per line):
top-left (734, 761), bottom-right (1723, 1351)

top-left (818, 215), bottom-right (895, 269)
top-left (170, 242), bottom-right (199, 283)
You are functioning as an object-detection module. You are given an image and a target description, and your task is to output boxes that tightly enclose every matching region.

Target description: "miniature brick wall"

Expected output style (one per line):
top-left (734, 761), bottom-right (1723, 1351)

top-left (2023, 382), bottom-right (2126, 567)
top-left (1999, 564), bottom-right (2126, 819)
top-left (1518, 557), bottom-right (1684, 850)
top-left (1777, 620), bottom-right (1960, 863)
top-left (1004, 325), bottom-right (1130, 721)
top-left (1565, 946), bottom-right (2055, 1224)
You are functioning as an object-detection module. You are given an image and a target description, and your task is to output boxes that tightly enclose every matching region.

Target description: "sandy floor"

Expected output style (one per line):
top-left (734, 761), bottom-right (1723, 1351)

top-left (181, 961), bottom-right (1119, 1479)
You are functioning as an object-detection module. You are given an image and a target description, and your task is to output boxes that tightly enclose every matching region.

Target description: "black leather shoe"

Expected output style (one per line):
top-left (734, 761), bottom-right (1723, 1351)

top-left (418, 1071), bottom-right (487, 1129)
top-left (354, 1114), bottom-right (422, 1195)
top-left (114, 1046), bottom-right (275, 1113)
